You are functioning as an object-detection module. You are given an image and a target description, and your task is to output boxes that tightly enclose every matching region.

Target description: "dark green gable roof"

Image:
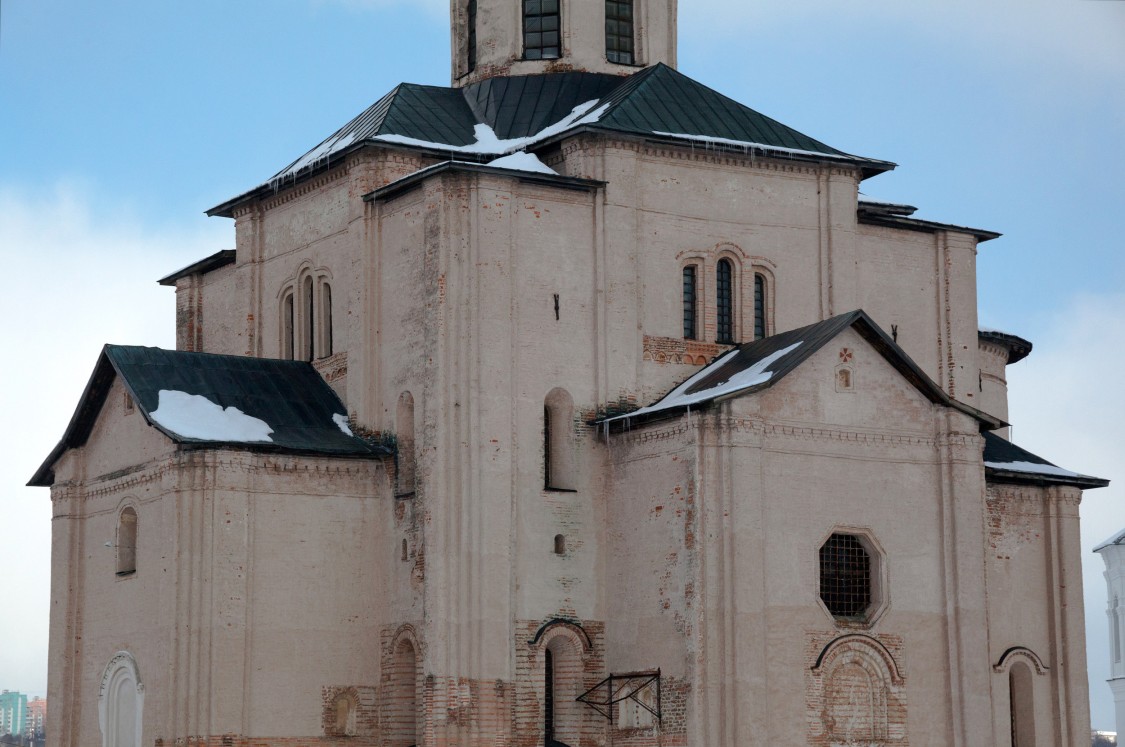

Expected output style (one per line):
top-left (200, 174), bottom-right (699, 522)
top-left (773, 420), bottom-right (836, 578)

top-left (208, 65), bottom-right (893, 217)
top-left (29, 346), bottom-right (387, 487)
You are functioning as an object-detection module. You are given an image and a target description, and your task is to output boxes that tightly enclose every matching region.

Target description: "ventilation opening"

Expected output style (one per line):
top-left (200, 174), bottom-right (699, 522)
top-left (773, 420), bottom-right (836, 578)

top-left (554, 535), bottom-right (566, 555)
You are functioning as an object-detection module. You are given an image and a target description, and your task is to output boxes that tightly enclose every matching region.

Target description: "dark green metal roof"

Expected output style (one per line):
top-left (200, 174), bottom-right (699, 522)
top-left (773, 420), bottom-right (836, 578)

top-left (601, 310), bottom-right (1002, 432)
top-left (29, 346), bottom-right (387, 487)
top-left (209, 65), bottom-right (892, 217)
top-left (983, 431), bottom-right (1108, 489)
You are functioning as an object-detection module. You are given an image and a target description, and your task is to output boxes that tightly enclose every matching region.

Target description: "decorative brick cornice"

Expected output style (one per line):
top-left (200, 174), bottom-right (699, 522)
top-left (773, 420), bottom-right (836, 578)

top-left (642, 335), bottom-right (730, 365)
top-left (261, 164), bottom-right (352, 213)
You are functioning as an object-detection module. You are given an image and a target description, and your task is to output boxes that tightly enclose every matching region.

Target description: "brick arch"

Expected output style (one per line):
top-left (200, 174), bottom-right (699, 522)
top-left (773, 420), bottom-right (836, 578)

top-left (324, 686), bottom-right (359, 737)
top-left (809, 635), bottom-right (906, 746)
top-left (532, 622), bottom-right (591, 747)
top-left (993, 645), bottom-right (1049, 675)
top-left (384, 625), bottom-right (423, 747)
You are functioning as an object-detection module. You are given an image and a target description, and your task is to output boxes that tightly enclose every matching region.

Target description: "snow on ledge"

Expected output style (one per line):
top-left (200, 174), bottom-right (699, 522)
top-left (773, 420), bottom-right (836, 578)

top-left (375, 100), bottom-right (610, 156)
top-left (486, 151), bottom-right (558, 174)
top-left (1095, 529), bottom-right (1125, 552)
top-left (150, 390), bottom-right (274, 443)
top-left (984, 460), bottom-right (1089, 479)
top-left (332, 413), bottom-right (354, 436)
top-left (652, 131), bottom-right (853, 160)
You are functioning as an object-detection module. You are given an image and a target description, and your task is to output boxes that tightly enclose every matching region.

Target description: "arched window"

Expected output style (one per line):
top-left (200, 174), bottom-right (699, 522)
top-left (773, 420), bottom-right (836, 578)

top-left (753, 272), bottom-right (767, 340)
top-left (524, 0), bottom-right (560, 60)
top-left (386, 637), bottom-right (419, 747)
top-left (98, 652), bottom-right (143, 747)
top-left (544, 388), bottom-right (576, 491)
top-left (605, 0), bottom-right (634, 64)
top-left (320, 282), bottom-right (333, 358)
top-left (542, 632), bottom-right (583, 747)
top-left (302, 275), bottom-right (315, 362)
top-left (281, 291), bottom-right (295, 360)
top-left (682, 265), bottom-right (698, 339)
top-left (1009, 660), bottom-right (1036, 746)
top-left (117, 507), bottom-right (137, 576)
top-left (397, 392), bottom-right (416, 495)
top-left (716, 258), bottom-right (734, 344)
top-left (554, 534), bottom-right (566, 555)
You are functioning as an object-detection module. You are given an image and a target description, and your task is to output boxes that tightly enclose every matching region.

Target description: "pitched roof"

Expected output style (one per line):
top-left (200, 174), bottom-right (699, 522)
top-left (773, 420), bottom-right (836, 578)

top-left (29, 346), bottom-right (388, 487)
top-left (601, 310), bottom-right (1003, 431)
top-left (208, 65), bottom-right (893, 217)
top-left (983, 431), bottom-right (1108, 489)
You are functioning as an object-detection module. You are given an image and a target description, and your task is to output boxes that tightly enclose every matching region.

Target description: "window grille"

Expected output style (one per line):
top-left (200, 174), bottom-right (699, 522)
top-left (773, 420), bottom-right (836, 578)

top-left (716, 259), bottom-right (733, 344)
top-left (524, 0), bottom-right (561, 60)
top-left (467, 0), bottom-right (477, 71)
top-left (819, 533), bottom-right (871, 617)
top-left (605, 0), bottom-right (634, 64)
top-left (754, 273), bottom-right (766, 340)
top-left (683, 265), bottom-right (697, 339)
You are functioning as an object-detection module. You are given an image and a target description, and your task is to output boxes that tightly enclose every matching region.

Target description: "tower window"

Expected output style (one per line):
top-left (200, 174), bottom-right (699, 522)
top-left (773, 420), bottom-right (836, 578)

top-left (303, 275), bottom-right (315, 362)
top-left (467, 0), bottom-right (477, 72)
top-left (819, 533), bottom-right (871, 618)
top-left (754, 273), bottom-right (767, 340)
top-left (282, 291), bottom-right (295, 360)
top-left (682, 265), bottom-right (698, 339)
top-left (605, 1), bottom-right (634, 64)
top-left (716, 259), bottom-right (734, 344)
top-left (524, 0), bottom-right (560, 60)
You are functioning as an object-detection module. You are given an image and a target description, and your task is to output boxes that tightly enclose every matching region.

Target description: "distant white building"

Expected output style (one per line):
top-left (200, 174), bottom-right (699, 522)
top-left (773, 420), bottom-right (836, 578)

top-left (1096, 531), bottom-right (1125, 739)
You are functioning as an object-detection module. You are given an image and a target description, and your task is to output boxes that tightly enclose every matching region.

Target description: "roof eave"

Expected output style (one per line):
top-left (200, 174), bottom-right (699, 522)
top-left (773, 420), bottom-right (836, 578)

top-left (985, 467), bottom-right (1110, 490)
top-left (157, 250), bottom-right (237, 286)
top-left (859, 213), bottom-right (1001, 242)
top-left (363, 160), bottom-right (606, 203)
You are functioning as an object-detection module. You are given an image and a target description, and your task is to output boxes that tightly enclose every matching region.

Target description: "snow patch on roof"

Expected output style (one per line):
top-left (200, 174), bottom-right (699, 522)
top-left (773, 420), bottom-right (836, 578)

top-left (486, 151), bottom-right (558, 174)
top-left (376, 100), bottom-right (609, 156)
top-left (607, 342), bottom-right (803, 424)
top-left (984, 460), bottom-right (1091, 480)
top-left (150, 390), bottom-right (274, 443)
top-left (1095, 529), bottom-right (1125, 552)
top-left (271, 130), bottom-right (359, 187)
top-left (332, 413), bottom-right (354, 437)
top-left (652, 131), bottom-right (852, 160)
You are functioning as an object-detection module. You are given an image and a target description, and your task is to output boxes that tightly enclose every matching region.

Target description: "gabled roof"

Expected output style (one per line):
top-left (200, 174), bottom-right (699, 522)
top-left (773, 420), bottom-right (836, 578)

top-left (602, 310), bottom-right (1003, 432)
top-left (29, 346), bottom-right (388, 487)
top-left (208, 65), bottom-right (894, 217)
top-left (983, 431), bottom-right (1108, 489)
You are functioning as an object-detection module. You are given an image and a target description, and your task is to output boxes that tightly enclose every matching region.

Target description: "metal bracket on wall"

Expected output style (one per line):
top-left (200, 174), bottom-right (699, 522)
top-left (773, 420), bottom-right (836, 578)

top-left (576, 669), bottom-right (661, 722)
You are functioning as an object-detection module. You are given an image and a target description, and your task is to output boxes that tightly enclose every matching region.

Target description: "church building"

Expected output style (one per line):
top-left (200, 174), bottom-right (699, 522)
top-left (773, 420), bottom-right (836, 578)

top-left (31, 1), bottom-right (1110, 746)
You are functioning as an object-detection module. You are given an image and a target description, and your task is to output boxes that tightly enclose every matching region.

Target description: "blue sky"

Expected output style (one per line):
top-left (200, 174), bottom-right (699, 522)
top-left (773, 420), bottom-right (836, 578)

top-left (3, 0), bottom-right (1124, 731)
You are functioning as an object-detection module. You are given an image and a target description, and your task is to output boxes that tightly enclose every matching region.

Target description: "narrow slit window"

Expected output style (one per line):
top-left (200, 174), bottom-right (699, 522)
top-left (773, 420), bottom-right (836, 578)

top-left (754, 273), bottom-right (766, 340)
top-left (116, 507), bottom-right (137, 576)
top-left (543, 404), bottom-right (552, 489)
top-left (321, 282), bottom-right (333, 358)
top-left (282, 292), bottom-right (295, 360)
top-left (554, 534), bottom-right (566, 555)
top-left (605, 0), bottom-right (634, 64)
top-left (683, 265), bottom-right (697, 339)
top-left (524, 0), bottom-right (560, 60)
top-left (303, 275), bottom-right (315, 362)
top-left (544, 647), bottom-right (555, 741)
top-left (467, 0), bottom-right (477, 72)
top-left (716, 259), bottom-right (734, 344)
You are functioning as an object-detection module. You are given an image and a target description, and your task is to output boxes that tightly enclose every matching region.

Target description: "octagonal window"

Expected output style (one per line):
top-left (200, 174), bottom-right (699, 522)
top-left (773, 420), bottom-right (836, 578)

top-left (820, 533), bottom-right (872, 619)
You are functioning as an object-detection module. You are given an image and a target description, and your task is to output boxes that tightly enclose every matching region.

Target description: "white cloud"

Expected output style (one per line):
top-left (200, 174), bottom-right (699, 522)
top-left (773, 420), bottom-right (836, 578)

top-left (0, 181), bottom-right (231, 696)
top-left (1006, 290), bottom-right (1125, 730)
